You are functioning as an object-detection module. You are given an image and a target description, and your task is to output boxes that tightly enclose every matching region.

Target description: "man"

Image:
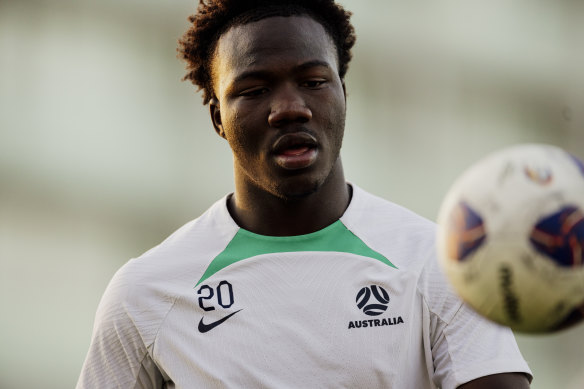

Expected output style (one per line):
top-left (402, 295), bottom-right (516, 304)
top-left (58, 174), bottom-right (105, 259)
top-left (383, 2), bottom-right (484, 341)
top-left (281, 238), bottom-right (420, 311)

top-left (77, 1), bottom-right (533, 388)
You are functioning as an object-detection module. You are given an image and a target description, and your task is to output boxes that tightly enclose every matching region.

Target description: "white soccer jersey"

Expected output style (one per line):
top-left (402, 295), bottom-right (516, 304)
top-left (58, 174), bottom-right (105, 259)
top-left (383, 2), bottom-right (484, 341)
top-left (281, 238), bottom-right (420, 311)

top-left (77, 185), bottom-right (531, 389)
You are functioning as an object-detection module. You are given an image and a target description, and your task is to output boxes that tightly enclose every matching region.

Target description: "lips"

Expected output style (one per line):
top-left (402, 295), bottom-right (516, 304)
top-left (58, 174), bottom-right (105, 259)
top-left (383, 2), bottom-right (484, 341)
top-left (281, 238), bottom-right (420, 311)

top-left (272, 132), bottom-right (318, 170)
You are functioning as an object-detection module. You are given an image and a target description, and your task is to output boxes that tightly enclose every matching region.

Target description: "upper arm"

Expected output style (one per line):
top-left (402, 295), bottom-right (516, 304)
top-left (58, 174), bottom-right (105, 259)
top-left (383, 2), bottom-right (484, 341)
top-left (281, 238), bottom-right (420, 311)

top-left (458, 372), bottom-right (531, 389)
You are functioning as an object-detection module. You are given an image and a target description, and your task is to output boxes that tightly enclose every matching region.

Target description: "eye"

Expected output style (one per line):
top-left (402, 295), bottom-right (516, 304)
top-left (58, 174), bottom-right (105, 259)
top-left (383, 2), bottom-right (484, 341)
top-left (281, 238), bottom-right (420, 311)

top-left (239, 87), bottom-right (268, 97)
top-left (301, 79), bottom-right (326, 89)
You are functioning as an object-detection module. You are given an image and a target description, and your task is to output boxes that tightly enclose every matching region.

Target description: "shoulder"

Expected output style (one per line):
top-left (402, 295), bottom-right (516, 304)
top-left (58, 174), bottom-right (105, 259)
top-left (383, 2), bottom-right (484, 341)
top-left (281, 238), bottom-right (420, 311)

top-left (96, 196), bottom-right (240, 339)
top-left (342, 184), bottom-right (437, 271)
top-left (122, 195), bottom-right (239, 286)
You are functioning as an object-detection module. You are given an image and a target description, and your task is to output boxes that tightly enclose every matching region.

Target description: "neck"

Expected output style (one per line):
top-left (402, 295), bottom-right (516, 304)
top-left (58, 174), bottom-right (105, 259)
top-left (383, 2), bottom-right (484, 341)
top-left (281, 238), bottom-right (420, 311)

top-left (228, 160), bottom-right (351, 236)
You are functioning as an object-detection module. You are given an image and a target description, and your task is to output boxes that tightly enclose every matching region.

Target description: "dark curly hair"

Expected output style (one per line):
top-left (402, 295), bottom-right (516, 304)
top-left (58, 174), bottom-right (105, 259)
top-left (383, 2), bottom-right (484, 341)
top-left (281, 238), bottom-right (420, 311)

top-left (178, 0), bottom-right (356, 104)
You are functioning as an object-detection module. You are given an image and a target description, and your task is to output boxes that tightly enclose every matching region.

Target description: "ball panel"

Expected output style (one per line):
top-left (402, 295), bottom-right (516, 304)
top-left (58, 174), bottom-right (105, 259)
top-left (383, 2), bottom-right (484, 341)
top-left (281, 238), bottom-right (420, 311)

top-left (530, 206), bottom-right (584, 268)
top-left (445, 202), bottom-right (487, 262)
top-left (569, 153), bottom-right (584, 178)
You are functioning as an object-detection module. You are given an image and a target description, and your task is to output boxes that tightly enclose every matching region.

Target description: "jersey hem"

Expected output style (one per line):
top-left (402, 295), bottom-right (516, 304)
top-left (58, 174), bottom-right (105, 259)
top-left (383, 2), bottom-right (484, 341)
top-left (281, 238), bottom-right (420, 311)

top-left (443, 358), bottom-right (533, 389)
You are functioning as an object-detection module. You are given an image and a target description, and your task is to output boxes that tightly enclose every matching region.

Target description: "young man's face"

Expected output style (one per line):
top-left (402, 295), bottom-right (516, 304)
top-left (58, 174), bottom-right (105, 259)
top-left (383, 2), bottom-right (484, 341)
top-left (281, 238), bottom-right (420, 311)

top-left (210, 15), bottom-right (347, 200)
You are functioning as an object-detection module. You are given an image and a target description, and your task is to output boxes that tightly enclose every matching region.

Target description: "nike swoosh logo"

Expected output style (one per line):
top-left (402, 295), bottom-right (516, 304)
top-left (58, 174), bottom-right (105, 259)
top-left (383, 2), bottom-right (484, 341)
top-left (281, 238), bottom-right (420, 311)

top-left (198, 309), bottom-right (243, 333)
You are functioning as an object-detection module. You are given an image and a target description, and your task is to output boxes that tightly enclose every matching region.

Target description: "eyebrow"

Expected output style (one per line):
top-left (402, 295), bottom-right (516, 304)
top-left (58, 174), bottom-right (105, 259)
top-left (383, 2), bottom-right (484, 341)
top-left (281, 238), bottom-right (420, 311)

top-left (232, 60), bottom-right (332, 84)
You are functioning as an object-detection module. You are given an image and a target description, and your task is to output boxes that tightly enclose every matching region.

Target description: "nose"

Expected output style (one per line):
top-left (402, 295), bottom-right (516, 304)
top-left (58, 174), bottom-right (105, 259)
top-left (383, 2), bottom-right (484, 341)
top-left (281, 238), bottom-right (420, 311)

top-left (268, 85), bottom-right (312, 127)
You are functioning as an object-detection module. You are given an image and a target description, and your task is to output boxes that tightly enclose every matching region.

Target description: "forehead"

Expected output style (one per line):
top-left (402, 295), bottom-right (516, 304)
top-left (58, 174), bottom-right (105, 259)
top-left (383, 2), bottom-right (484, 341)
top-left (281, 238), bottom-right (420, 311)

top-left (212, 16), bottom-right (338, 90)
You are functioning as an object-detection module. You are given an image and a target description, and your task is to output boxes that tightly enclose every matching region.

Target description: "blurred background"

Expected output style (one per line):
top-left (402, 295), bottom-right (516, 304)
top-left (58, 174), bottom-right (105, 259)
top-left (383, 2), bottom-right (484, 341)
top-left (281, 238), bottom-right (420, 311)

top-left (1, 0), bottom-right (582, 387)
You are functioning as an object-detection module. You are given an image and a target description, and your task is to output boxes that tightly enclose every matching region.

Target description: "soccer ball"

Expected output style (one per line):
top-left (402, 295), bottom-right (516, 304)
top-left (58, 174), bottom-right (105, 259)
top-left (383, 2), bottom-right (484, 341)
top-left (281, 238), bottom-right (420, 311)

top-left (436, 144), bottom-right (584, 333)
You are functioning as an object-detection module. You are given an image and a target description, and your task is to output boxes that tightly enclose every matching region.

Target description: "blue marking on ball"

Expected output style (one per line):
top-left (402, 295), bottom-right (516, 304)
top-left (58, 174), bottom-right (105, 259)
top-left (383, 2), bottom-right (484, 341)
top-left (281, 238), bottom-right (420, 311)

top-left (530, 206), bottom-right (584, 267)
top-left (568, 153), bottom-right (584, 178)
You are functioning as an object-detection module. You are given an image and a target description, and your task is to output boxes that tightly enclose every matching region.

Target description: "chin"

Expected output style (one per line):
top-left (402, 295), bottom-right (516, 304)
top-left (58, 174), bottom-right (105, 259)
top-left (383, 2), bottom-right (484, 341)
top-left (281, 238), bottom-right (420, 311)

top-left (272, 178), bottom-right (322, 201)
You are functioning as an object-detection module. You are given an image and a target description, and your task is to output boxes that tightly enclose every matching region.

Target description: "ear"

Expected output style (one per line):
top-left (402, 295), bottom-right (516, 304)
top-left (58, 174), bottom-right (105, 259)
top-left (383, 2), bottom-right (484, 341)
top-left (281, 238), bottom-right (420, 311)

top-left (209, 97), bottom-right (226, 139)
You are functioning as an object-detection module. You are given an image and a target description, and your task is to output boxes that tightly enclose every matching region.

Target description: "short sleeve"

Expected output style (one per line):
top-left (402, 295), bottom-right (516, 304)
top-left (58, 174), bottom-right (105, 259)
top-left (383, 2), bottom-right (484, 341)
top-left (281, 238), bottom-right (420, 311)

top-left (430, 301), bottom-right (532, 389)
top-left (76, 262), bottom-right (165, 389)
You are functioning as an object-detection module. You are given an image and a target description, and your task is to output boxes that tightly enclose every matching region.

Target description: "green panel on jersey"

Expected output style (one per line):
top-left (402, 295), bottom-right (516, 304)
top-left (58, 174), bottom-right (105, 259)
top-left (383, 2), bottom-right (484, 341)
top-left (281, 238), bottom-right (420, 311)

top-left (196, 220), bottom-right (396, 286)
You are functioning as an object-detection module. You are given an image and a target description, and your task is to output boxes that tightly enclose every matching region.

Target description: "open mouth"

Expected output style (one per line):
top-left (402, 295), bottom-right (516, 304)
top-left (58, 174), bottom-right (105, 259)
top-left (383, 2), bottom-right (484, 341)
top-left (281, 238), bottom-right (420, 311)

top-left (272, 133), bottom-right (318, 170)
